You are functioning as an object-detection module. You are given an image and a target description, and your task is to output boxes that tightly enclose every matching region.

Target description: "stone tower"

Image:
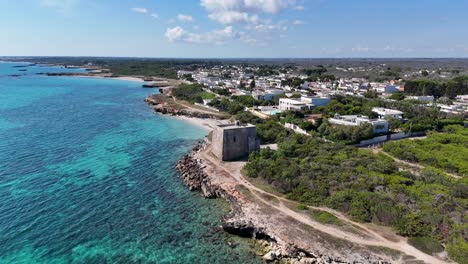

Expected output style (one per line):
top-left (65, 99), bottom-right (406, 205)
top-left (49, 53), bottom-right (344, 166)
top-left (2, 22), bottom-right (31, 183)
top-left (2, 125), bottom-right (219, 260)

top-left (211, 122), bottom-right (260, 161)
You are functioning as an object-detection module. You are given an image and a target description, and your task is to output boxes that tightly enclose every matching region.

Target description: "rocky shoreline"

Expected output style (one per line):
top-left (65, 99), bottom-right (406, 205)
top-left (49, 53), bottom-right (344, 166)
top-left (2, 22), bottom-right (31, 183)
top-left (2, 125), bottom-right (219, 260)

top-left (176, 142), bottom-right (314, 263)
top-left (175, 142), bottom-right (393, 264)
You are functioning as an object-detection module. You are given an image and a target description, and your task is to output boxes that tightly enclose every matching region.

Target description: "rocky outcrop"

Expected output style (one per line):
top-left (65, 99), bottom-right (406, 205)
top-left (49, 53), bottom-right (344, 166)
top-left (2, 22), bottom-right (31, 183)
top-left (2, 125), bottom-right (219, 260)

top-left (175, 142), bottom-right (397, 264)
top-left (175, 142), bottom-right (328, 264)
top-left (176, 142), bottom-right (221, 198)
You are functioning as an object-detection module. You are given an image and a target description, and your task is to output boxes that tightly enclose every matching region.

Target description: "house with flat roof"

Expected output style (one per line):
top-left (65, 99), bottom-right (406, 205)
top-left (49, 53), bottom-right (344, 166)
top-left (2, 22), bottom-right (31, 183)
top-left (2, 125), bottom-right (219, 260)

top-left (279, 98), bottom-right (313, 111)
top-left (300, 96), bottom-right (331, 107)
top-left (372, 107), bottom-right (403, 119)
top-left (211, 122), bottom-right (260, 161)
top-left (328, 114), bottom-right (388, 134)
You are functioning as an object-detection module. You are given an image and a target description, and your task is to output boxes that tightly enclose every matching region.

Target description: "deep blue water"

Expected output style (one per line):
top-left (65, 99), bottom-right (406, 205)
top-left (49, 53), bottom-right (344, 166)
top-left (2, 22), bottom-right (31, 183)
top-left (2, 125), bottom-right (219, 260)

top-left (0, 62), bottom-right (259, 263)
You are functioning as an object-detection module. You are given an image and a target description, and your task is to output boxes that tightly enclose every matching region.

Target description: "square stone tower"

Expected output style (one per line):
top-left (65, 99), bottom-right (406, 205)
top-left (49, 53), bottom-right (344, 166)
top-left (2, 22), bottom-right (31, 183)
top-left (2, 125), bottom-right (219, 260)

top-left (211, 122), bottom-right (260, 161)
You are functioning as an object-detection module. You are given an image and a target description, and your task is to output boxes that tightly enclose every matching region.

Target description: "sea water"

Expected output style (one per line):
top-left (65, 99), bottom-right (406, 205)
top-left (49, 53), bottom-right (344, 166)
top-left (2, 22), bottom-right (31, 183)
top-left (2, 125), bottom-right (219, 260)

top-left (0, 62), bottom-right (260, 263)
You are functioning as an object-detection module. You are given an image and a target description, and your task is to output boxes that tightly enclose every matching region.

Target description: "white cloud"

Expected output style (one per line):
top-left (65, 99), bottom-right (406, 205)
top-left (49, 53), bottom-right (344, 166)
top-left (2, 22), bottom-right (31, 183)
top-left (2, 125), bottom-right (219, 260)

top-left (151, 13), bottom-right (159, 18)
top-left (132, 7), bottom-right (148, 14)
top-left (201, 0), bottom-right (296, 24)
top-left (292, 20), bottom-right (304, 25)
top-left (201, 0), bottom-right (295, 14)
top-left (165, 26), bottom-right (236, 45)
top-left (208, 11), bottom-right (258, 24)
top-left (294, 5), bottom-right (304, 10)
top-left (247, 20), bottom-right (288, 32)
top-left (177, 14), bottom-right (194, 22)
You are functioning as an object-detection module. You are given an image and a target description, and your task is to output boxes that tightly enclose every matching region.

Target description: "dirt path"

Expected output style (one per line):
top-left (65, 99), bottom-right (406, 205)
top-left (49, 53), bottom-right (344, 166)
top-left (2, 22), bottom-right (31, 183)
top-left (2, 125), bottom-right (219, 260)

top-left (372, 148), bottom-right (462, 179)
top-left (200, 147), bottom-right (448, 264)
top-left (172, 96), bottom-right (226, 117)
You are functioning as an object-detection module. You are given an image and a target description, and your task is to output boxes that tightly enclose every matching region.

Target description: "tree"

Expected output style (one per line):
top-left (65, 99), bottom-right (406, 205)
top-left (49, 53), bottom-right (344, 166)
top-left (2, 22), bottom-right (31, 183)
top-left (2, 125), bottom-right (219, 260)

top-left (389, 92), bottom-right (405, 101)
top-left (421, 70), bottom-right (429, 76)
top-left (250, 79), bottom-right (256, 89)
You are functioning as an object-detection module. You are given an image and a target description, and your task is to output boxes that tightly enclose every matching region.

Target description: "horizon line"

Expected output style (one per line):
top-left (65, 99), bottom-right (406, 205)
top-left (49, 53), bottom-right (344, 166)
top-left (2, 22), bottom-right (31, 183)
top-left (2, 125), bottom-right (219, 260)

top-left (2, 56), bottom-right (468, 60)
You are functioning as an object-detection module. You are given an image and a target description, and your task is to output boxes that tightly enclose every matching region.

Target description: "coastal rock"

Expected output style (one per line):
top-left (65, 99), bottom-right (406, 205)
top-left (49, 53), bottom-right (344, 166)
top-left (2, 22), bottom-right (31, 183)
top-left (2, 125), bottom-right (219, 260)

top-left (175, 141), bottom-right (394, 264)
top-left (175, 142), bottom-right (221, 198)
top-left (262, 251), bottom-right (276, 261)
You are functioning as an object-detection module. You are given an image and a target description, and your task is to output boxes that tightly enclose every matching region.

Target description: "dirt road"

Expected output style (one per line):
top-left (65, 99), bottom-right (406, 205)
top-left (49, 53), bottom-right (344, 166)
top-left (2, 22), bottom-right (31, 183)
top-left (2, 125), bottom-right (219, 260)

top-left (200, 147), bottom-right (449, 264)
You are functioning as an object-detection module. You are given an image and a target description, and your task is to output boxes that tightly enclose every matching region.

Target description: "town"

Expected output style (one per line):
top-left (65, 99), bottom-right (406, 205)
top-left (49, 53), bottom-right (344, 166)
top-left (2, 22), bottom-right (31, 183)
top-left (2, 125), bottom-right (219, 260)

top-left (172, 62), bottom-right (467, 146)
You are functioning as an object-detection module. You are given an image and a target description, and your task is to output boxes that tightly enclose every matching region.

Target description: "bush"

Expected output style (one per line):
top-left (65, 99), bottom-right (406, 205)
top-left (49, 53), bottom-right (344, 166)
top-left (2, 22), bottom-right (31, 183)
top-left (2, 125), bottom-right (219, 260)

top-left (311, 210), bottom-right (342, 225)
top-left (297, 203), bottom-right (308, 210)
top-left (172, 83), bottom-right (206, 103)
top-left (408, 237), bottom-right (444, 255)
top-left (396, 213), bottom-right (432, 237)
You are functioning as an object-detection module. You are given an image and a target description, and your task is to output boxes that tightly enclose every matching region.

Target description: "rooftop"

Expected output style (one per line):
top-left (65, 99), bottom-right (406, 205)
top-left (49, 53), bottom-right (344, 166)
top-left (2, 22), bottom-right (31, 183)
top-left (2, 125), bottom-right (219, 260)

top-left (372, 107), bottom-right (403, 115)
top-left (217, 122), bottom-right (256, 130)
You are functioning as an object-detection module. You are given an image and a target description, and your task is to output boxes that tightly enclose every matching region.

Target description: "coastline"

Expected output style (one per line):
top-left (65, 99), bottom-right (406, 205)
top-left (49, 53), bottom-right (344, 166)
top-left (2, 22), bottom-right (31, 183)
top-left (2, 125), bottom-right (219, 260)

top-left (23, 62), bottom-right (446, 263)
top-left (175, 141), bottom-right (447, 264)
top-left (65, 74), bottom-right (146, 83)
top-left (173, 115), bottom-right (220, 132)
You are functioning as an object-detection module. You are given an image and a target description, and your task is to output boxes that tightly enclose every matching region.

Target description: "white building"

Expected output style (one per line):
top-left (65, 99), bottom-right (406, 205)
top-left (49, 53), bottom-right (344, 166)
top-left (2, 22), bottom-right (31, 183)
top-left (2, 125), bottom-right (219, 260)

top-left (328, 114), bottom-right (389, 134)
top-left (437, 104), bottom-right (466, 115)
top-left (279, 98), bottom-right (312, 111)
top-left (300, 96), bottom-right (331, 107)
top-left (372, 107), bottom-right (404, 119)
top-left (252, 89), bottom-right (283, 101)
top-left (455, 95), bottom-right (468, 106)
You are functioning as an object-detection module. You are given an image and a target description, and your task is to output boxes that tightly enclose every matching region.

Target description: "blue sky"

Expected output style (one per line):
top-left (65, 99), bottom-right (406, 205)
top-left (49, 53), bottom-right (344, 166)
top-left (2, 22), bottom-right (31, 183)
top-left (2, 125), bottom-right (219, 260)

top-left (1, 0), bottom-right (468, 58)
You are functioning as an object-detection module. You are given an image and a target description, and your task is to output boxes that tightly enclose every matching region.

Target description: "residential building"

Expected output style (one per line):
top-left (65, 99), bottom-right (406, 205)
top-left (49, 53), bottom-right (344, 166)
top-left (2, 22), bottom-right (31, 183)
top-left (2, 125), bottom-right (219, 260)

top-left (372, 107), bottom-right (404, 119)
top-left (251, 89), bottom-right (283, 101)
top-left (328, 114), bottom-right (389, 134)
top-left (279, 98), bottom-right (312, 111)
top-left (300, 96), bottom-right (331, 107)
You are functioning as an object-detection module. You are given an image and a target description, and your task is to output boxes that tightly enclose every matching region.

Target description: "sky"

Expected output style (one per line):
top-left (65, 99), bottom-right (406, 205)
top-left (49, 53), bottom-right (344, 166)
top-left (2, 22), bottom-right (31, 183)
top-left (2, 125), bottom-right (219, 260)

top-left (1, 0), bottom-right (468, 58)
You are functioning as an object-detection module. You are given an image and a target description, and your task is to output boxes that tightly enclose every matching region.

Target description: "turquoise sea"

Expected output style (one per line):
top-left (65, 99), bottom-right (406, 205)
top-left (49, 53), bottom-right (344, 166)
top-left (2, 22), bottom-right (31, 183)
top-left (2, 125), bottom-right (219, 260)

top-left (0, 62), bottom-right (260, 263)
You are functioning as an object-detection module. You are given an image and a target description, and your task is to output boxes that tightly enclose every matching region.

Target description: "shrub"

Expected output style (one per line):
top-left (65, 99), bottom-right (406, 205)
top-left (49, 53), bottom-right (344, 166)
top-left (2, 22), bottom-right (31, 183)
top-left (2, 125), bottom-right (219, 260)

top-left (297, 203), bottom-right (308, 210)
top-left (408, 237), bottom-right (444, 255)
top-left (311, 210), bottom-right (342, 225)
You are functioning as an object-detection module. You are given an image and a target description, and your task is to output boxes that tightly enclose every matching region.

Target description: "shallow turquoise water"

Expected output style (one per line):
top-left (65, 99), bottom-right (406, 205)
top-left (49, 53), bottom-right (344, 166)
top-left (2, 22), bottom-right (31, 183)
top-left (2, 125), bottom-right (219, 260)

top-left (0, 63), bottom-right (260, 263)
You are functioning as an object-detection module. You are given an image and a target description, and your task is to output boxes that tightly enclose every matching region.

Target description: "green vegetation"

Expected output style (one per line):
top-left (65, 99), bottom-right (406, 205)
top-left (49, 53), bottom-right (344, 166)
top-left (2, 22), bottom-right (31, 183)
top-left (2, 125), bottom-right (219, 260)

top-left (243, 133), bottom-right (467, 261)
top-left (383, 125), bottom-right (468, 176)
top-left (256, 120), bottom-right (290, 144)
top-left (389, 92), bottom-right (406, 101)
top-left (404, 76), bottom-right (468, 99)
top-left (106, 61), bottom-right (178, 78)
top-left (407, 237), bottom-right (444, 255)
top-left (310, 210), bottom-right (343, 225)
top-left (199, 91), bottom-right (216, 100)
top-left (446, 224), bottom-right (468, 264)
top-left (172, 83), bottom-right (209, 104)
top-left (297, 203), bottom-right (308, 210)
top-left (318, 122), bottom-right (374, 144)
top-left (208, 98), bottom-right (244, 115)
